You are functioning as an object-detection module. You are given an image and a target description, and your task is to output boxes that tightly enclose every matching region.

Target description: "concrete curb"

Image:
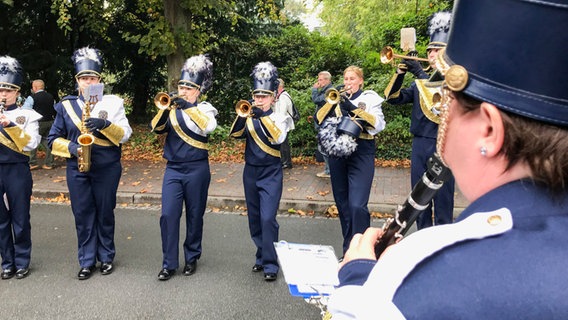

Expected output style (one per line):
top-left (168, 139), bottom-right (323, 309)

top-left (33, 190), bottom-right (465, 218)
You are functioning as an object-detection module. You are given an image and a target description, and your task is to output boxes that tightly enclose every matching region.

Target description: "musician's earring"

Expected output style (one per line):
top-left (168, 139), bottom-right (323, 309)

top-left (480, 146), bottom-right (487, 157)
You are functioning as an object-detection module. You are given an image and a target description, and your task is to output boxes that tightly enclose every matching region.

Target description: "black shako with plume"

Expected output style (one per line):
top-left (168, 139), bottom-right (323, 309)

top-left (427, 11), bottom-right (452, 50)
top-left (72, 47), bottom-right (103, 78)
top-left (179, 54), bottom-right (213, 93)
top-left (251, 62), bottom-right (279, 96)
top-left (0, 56), bottom-right (23, 90)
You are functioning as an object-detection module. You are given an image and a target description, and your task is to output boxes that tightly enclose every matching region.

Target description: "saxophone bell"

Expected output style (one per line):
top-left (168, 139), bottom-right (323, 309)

top-left (77, 132), bottom-right (94, 172)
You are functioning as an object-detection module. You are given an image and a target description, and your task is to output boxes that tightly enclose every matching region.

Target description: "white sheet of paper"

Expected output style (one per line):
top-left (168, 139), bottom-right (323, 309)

top-left (84, 83), bottom-right (104, 104)
top-left (274, 240), bottom-right (340, 292)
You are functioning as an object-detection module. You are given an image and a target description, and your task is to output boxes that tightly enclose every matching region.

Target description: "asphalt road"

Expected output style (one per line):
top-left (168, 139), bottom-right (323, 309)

top-left (0, 203), bottom-right (388, 320)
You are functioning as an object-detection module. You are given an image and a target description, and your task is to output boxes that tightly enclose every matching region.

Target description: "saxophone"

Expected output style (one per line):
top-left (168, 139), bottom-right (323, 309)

top-left (77, 97), bottom-right (95, 172)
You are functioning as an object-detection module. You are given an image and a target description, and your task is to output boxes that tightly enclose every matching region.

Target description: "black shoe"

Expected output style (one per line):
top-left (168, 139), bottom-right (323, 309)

top-left (264, 272), bottom-right (277, 281)
top-left (100, 262), bottom-right (114, 275)
top-left (77, 266), bottom-right (96, 280)
top-left (252, 264), bottom-right (264, 272)
top-left (1, 268), bottom-right (16, 280)
top-left (158, 268), bottom-right (175, 281)
top-left (183, 262), bottom-right (197, 276)
top-left (15, 268), bottom-right (30, 279)
top-left (282, 164), bottom-right (293, 169)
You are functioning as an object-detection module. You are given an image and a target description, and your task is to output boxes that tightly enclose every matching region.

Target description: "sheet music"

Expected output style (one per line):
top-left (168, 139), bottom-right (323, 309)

top-left (274, 241), bottom-right (339, 297)
top-left (84, 83), bottom-right (104, 103)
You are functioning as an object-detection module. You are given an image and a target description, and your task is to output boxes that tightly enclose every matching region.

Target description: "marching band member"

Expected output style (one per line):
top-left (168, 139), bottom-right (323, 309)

top-left (384, 11), bottom-right (456, 230)
top-left (316, 66), bottom-right (386, 255)
top-left (328, 0), bottom-right (568, 318)
top-left (48, 47), bottom-right (132, 280)
top-left (150, 54), bottom-right (217, 281)
top-left (230, 62), bottom-right (292, 281)
top-left (0, 56), bottom-right (41, 280)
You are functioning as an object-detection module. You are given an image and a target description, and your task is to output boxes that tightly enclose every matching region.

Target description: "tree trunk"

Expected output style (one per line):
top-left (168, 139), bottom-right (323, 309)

top-left (163, 0), bottom-right (192, 92)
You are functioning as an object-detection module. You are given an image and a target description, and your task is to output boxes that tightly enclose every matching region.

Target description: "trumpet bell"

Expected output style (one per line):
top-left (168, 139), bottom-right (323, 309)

top-left (154, 92), bottom-right (172, 110)
top-left (235, 100), bottom-right (253, 117)
top-left (325, 88), bottom-right (341, 105)
top-left (380, 46), bottom-right (395, 64)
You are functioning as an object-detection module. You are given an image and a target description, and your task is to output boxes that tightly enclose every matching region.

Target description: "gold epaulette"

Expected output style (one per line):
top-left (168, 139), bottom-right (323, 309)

top-left (99, 123), bottom-right (125, 146)
top-left (183, 108), bottom-right (209, 131)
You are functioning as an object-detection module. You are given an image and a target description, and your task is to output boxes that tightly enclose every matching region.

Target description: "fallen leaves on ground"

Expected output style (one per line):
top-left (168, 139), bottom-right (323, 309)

top-left (121, 124), bottom-right (411, 168)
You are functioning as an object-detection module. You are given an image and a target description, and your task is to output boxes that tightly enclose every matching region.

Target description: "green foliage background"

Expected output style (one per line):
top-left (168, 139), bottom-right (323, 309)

top-left (0, 0), bottom-right (453, 160)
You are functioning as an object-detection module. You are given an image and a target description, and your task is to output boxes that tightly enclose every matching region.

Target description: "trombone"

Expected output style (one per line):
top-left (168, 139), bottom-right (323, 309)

top-left (380, 46), bottom-right (429, 64)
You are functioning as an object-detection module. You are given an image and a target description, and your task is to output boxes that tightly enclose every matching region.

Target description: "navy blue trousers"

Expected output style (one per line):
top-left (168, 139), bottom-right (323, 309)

top-left (243, 163), bottom-right (282, 274)
top-left (0, 163), bottom-right (32, 270)
top-left (160, 160), bottom-right (210, 270)
top-left (411, 136), bottom-right (455, 229)
top-left (329, 151), bottom-right (375, 254)
top-left (66, 160), bottom-right (121, 268)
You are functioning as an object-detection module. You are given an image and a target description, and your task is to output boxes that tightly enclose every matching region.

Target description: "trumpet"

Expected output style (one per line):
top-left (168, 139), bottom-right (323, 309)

top-left (324, 86), bottom-right (352, 105)
top-left (235, 100), bottom-right (256, 118)
top-left (380, 46), bottom-right (429, 64)
top-left (154, 92), bottom-right (178, 110)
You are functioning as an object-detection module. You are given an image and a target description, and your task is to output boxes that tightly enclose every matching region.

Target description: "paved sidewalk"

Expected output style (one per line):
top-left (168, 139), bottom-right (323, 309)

top-left (31, 159), bottom-right (469, 216)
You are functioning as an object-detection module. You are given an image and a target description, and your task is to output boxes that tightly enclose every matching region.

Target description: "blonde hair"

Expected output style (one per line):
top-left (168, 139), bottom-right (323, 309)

top-left (343, 66), bottom-right (364, 79)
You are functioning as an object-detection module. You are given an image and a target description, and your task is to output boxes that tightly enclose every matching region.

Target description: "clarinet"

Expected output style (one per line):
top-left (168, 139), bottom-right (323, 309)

top-left (374, 153), bottom-right (453, 257)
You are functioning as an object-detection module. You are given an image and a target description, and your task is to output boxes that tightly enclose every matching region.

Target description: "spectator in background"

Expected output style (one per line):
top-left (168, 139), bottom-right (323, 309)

top-left (274, 78), bottom-right (294, 169)
top-left (24, 80), bottom-right (56, 170)
top-left (311, 71), bottom-right (333, 178)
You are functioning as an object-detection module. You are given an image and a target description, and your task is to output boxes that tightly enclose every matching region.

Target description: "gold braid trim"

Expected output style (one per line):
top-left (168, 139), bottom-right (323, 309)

top-left (260, 117), bottom-right (282, 144)
top-left (384, 72), bottom-right (402, 99)
top-left (183, 108), bottom-right (209, 131)
top-left (150, 109), bottom-right (168, 131)
top-left (246, 118), bottom-right (280, 158)
top-left (0, 130), bottom-right (28, 155)
top-left (99, 123), bottom-right (125, 146)
top-left (229, 117), bottom-right (245, 138)
top-left (170, 111), bottom-right (209, 150)
top-left (51, 137), bottom-right (72, 158)
top-left (4, 126), bottom-right (30, 151)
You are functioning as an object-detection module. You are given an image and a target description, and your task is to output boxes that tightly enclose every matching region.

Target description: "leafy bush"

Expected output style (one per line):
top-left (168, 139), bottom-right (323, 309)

top-left (375, 114), bottom-right (413, 160)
